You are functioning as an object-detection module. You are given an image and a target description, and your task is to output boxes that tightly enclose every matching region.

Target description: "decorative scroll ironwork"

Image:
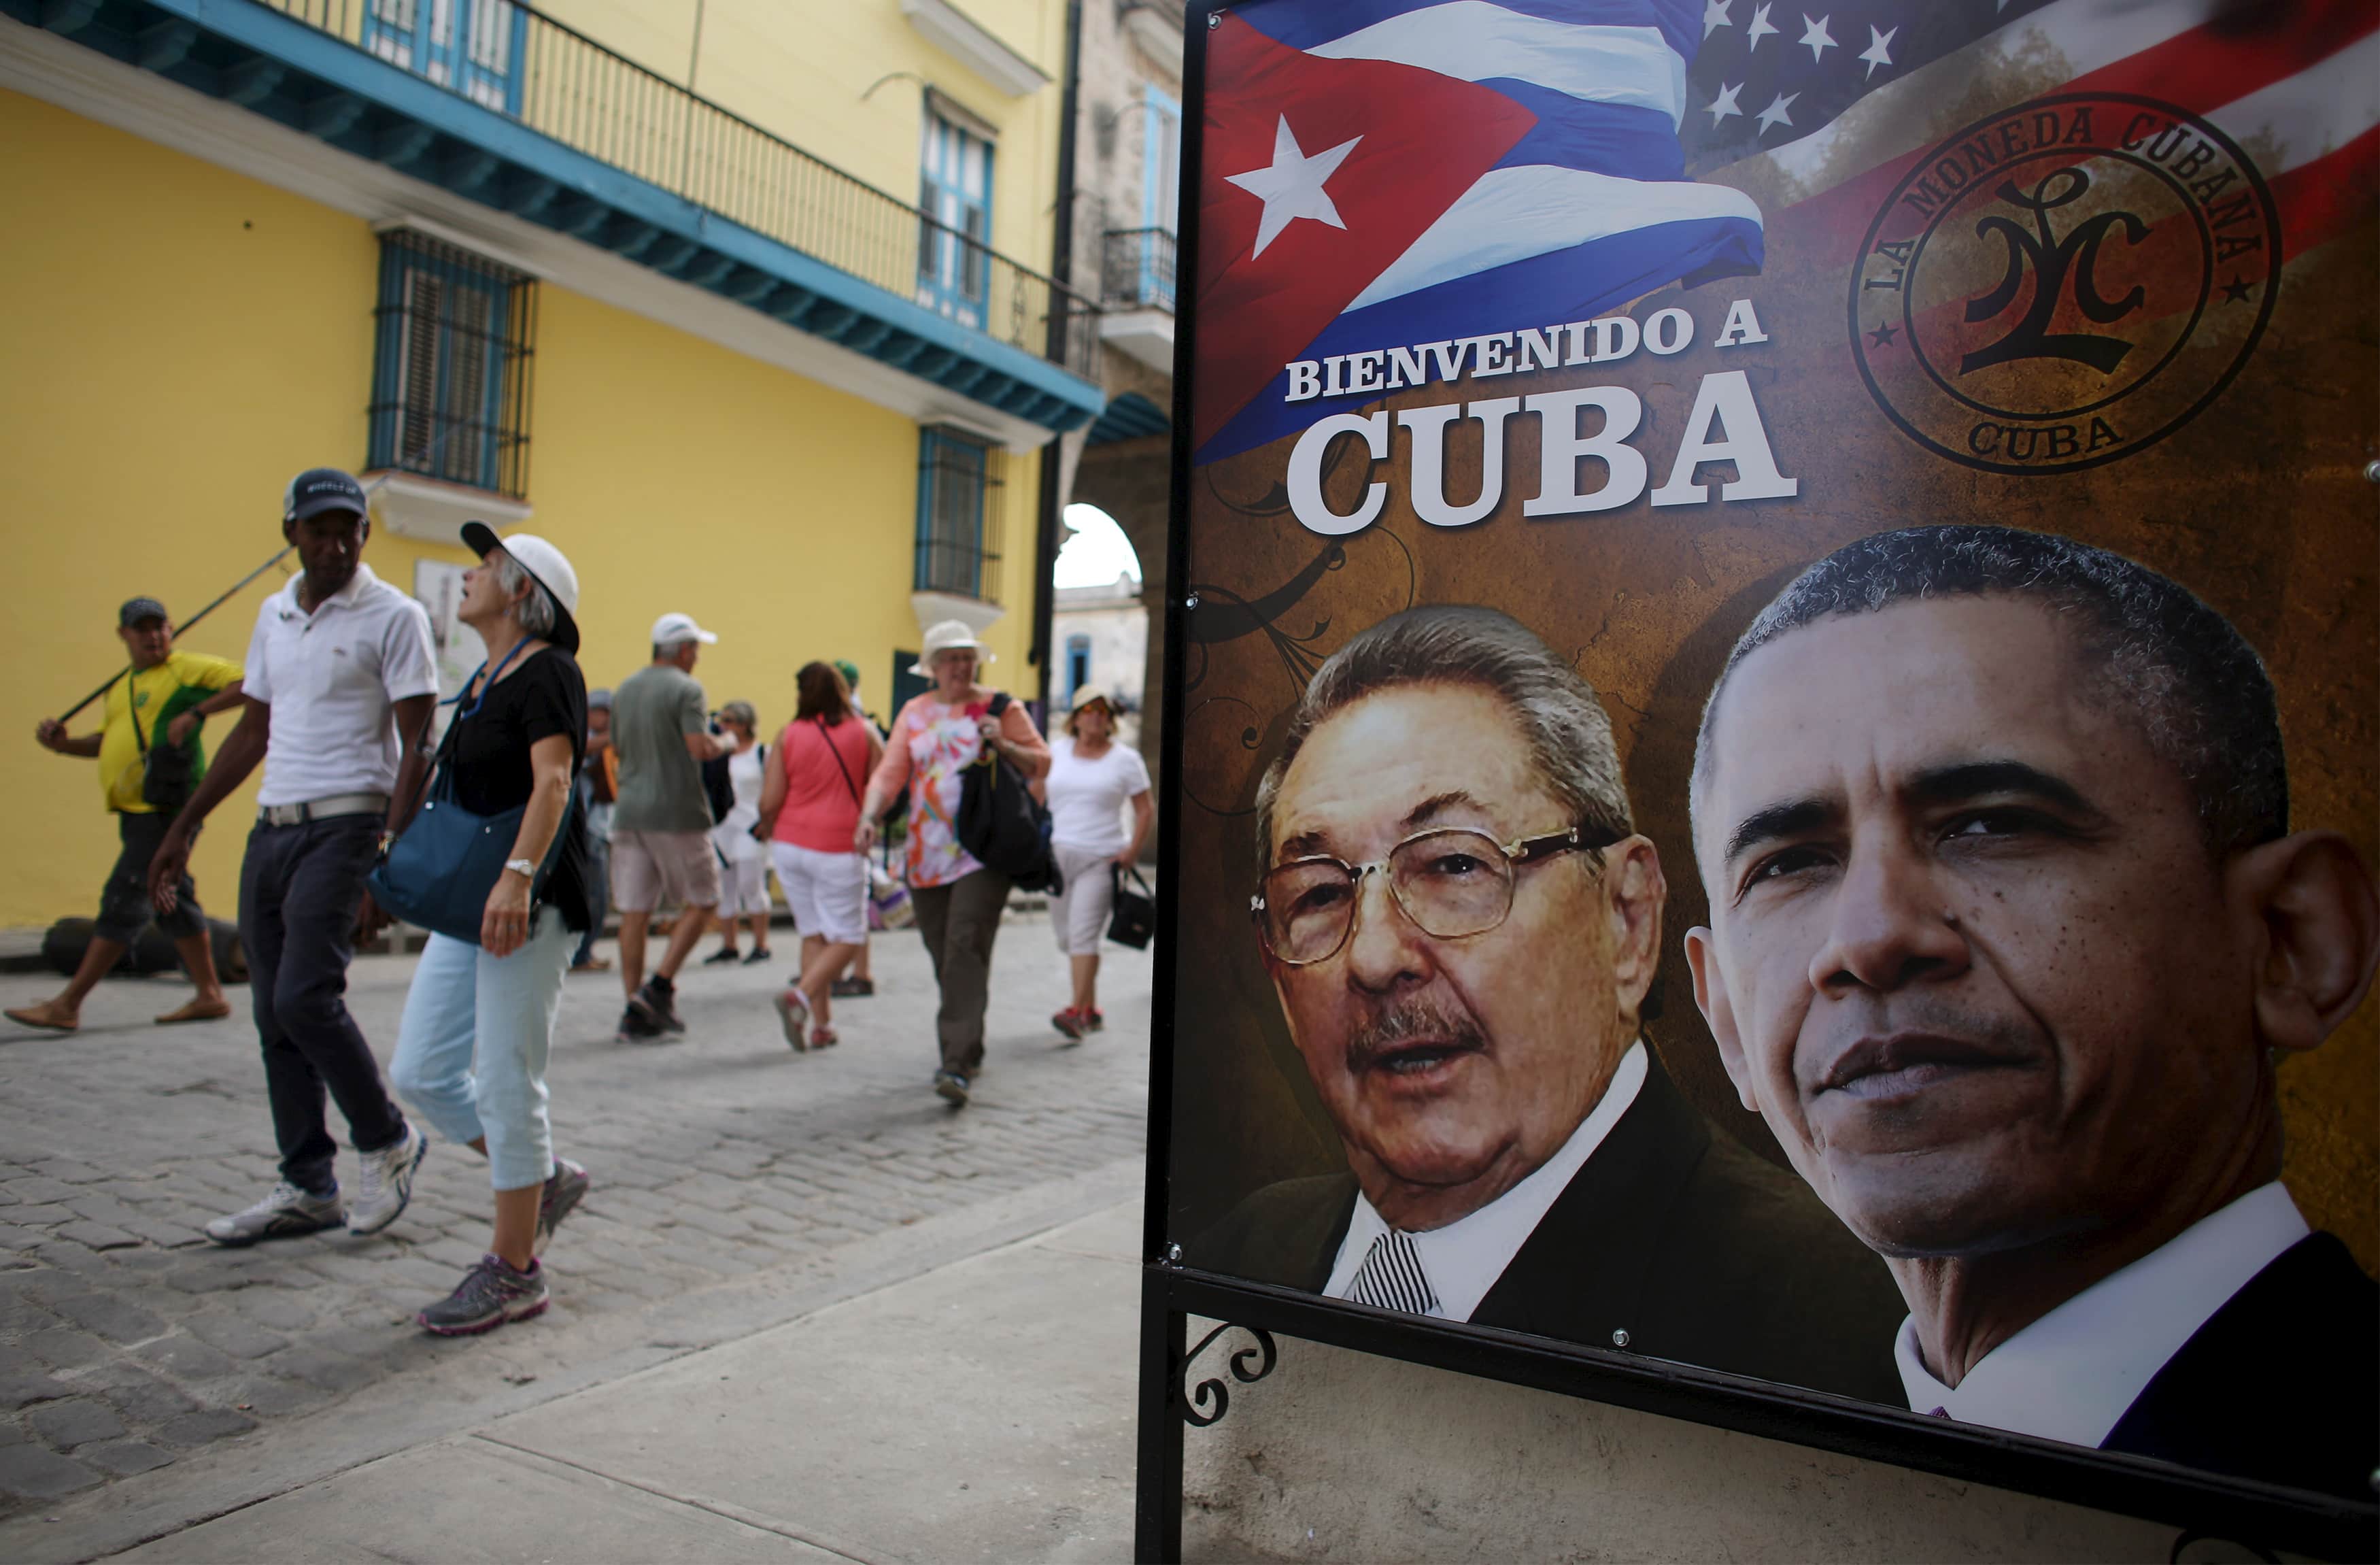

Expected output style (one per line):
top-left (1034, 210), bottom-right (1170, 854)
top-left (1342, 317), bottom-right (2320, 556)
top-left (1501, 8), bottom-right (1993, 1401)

top-left (1178, 1323), bottom-right (1278, 1427)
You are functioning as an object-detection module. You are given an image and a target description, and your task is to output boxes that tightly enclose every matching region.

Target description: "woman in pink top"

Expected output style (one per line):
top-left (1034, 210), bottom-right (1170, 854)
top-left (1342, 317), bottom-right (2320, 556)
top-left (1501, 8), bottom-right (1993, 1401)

top-left (755, 662), bottom-right (881, 1050)
top-left (855, 621), bottom-right (1049, 1106)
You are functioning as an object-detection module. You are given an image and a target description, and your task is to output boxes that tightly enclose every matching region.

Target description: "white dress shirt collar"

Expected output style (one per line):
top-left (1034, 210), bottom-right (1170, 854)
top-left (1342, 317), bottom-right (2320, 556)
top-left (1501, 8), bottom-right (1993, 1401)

top-left (1894, 1181), bottom-right (2309, 1449)
top-left (1325, 1041), bottom-right (1649, 1322)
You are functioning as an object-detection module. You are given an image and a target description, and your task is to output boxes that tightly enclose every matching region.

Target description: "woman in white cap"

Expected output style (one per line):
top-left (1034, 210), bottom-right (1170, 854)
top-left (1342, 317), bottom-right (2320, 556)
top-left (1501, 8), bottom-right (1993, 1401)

top-left (854, 620), bottom-right (1049, 1105)
top-left (388, 525), bottom-right (594, 1336)
top-left (1039, 688), bottom-right (1151, 1039)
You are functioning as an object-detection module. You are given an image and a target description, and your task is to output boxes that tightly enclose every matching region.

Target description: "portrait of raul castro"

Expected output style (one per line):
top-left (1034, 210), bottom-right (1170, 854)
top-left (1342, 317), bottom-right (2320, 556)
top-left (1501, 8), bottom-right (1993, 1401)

top-left (1193, 605), bottom-right (1907, 1400)
top-left (1684, 525), bottom-right (2380, 1498)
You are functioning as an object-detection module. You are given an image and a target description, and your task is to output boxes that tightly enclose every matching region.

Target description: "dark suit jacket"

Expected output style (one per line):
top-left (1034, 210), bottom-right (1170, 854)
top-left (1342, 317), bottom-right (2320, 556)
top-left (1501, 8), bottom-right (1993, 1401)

top-left (2102, 1230), bottom-right (2378, 1501)
top-left (1192, 1051), bottom-right (1907, 1403)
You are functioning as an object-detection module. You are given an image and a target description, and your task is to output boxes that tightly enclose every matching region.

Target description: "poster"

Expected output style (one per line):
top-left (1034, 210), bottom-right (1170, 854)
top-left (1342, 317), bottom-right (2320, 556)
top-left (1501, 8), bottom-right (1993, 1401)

top-left (413, 558), bottom-right (487, 741)
top-left (1162, 0), bottom-right (2377, 1517)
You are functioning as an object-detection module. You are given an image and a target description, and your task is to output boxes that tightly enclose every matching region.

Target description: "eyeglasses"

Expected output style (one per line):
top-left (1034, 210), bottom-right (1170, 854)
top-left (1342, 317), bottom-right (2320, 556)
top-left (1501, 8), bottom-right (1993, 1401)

top-left (1251, 822), bottom-right (1614, 968)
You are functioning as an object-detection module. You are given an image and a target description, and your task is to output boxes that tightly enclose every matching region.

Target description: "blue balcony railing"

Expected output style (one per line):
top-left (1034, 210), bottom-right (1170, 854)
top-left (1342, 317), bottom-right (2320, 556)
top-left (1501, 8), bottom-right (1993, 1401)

top-left (246, 0), bottom-right (1099, 378)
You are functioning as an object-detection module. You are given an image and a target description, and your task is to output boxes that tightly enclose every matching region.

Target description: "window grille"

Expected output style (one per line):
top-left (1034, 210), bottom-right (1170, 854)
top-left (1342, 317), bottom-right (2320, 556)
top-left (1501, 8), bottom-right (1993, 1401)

top-left (369, 229), bottom-right (537, 499)
top-left (915, 426), bottom-right (1006, 603)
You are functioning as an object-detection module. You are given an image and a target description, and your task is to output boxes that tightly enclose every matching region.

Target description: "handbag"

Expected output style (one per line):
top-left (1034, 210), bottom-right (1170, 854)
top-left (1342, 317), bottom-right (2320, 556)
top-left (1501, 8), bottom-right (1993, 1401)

top-left (367, 641), bottom-right (575, 945)
top-left (1106, 863), bottom-right (1156, 949)
top-left (955, 694), bottom-right (1062, 894)
top-left (868, 856), bottom-right (915, 931)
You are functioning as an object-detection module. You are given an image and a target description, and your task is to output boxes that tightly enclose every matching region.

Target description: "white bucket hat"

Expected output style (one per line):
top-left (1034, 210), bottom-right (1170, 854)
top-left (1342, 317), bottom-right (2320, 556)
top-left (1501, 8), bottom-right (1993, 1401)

top-left (461, 522), bottom-right (580, 654)
top-left (909, 620), bottom-right (994, 675)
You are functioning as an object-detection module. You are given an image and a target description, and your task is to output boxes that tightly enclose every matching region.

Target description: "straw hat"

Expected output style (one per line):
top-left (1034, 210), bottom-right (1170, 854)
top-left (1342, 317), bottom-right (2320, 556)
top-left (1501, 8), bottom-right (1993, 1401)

top-left (909, 620), bottom-right (994, 675)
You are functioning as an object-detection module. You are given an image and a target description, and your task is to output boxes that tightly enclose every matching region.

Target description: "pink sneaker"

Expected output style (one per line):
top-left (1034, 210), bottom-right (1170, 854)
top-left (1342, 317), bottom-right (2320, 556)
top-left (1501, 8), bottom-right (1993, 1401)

top-left (773, 987), bottom-right (811, 1051)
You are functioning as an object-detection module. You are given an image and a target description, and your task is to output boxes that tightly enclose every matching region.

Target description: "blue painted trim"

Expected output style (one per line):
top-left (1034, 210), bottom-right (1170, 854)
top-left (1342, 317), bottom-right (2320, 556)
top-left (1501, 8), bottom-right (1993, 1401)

top-left (126, 0), bottom-right (1102, 428)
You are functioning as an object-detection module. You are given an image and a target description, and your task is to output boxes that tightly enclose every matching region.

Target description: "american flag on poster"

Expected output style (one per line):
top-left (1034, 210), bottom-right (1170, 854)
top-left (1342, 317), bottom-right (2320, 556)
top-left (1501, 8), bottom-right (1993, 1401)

top-left (1193, 0), bottom-right (2380, 462)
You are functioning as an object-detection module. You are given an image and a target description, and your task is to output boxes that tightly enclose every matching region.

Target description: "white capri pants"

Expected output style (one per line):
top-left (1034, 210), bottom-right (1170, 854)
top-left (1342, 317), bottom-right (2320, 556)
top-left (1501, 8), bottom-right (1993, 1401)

top-left (770, 841), bottom-right (870, 945)
top-left (390, 914), bottom-right (572, 1192)
top-left (716, 850), bottom-right (770, 918)
top-left (1048, 843), bottom-right (1117, 958)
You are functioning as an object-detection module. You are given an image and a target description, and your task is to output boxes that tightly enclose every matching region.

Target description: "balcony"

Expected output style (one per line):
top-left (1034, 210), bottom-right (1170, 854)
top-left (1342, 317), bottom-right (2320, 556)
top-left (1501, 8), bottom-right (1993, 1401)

top-left (1098, 226), bottom-right (1175, 374)
top-left (3, 0), bottom-right (1106, 438)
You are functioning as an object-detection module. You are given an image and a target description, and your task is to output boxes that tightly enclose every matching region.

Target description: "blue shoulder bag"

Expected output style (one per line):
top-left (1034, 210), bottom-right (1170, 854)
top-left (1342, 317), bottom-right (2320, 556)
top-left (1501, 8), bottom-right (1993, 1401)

top-left (367, 641), bottom-right (574, 946)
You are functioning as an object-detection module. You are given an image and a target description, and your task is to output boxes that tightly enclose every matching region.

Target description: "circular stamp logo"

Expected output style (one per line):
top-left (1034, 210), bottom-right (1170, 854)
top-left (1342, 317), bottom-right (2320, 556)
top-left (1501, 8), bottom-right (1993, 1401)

top-left (1850, 93), bottom-right (2279, 476)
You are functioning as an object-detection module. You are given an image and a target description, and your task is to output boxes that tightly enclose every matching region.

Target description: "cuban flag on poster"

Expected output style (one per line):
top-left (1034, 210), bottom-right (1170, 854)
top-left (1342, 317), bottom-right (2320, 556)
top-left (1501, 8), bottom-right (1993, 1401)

top-left (1194, 0), bottom-right (1762, 463)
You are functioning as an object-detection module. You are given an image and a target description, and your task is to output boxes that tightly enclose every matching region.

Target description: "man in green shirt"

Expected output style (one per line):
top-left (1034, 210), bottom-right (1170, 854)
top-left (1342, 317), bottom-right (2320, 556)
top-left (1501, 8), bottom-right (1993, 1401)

top-left (608, 612), bottom-right (728, 1040)
top-left (9, 597), bottom-right (245, 1032)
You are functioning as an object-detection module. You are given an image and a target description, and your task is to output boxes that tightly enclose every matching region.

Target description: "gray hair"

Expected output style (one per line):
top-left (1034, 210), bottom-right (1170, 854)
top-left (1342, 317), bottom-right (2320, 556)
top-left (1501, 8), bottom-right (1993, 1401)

top-left (653, 638), bottom-right (698, 661)
top-left (1690, 525), bottom-right (2288, 860)
top-left (494, 552), bottom-right (556, 639)
top-left (1253, 605), bottom-right (1634, 876)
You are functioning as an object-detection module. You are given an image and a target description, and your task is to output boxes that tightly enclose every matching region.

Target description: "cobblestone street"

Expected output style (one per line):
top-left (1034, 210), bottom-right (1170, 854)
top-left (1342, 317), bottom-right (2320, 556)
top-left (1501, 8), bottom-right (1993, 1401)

top-left (0, 913), bottom-right (1150, 1521)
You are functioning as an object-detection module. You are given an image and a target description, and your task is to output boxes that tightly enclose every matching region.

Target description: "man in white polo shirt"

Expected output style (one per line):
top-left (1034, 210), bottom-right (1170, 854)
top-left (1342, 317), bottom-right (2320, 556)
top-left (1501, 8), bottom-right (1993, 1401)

top-left (150, 469), bottom-right (440, 1247)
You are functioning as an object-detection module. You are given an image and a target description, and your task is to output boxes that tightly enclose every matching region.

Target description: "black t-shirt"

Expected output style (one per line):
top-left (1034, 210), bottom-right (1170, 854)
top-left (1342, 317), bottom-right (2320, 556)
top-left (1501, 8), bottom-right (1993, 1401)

top-left (441, 645), bottom-right (596, 934)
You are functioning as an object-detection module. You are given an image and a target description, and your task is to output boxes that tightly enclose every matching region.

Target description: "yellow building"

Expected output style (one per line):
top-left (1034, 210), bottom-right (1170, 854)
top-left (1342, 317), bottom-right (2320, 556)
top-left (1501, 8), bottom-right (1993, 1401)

top-left (0, 0), bottom-right (1103, 927)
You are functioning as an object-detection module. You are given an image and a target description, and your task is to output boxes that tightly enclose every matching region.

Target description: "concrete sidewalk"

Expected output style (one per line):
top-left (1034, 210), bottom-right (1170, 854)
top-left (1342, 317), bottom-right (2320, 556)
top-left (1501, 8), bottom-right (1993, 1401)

top-left (17, 1196), bottom-right (1144, 1563)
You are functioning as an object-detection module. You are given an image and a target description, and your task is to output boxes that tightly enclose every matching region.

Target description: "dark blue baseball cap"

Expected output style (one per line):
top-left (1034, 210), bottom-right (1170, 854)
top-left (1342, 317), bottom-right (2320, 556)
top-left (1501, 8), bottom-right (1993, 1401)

top-left (283, 467), bottom-right (369, 523)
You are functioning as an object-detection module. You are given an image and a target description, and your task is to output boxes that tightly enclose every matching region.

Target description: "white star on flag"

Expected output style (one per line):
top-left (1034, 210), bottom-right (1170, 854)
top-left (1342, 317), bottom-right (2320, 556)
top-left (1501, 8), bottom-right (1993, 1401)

top-left (1756, 90), bottom-right (1798, 135)
top-left (1799, 13), bottom-right (1836, 63)
top-left (1706, 82), bottom-right (1744, 125)
top-left (1702, 0), bottom-right (1732, 38)
top-left (1746, 3), bottom-right (1778, 50)
top-left (1227, 116), bottom-right (1363, 258)
top-left (1859, 23), bottom-right (1897, 78)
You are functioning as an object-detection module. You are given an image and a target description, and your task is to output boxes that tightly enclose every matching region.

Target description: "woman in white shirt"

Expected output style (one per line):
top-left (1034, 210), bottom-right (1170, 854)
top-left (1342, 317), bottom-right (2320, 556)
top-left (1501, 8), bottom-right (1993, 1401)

top-left (702, 701), bottom-right (772, 966)
top-left (1040, 690), bottom-right (1152, 1039)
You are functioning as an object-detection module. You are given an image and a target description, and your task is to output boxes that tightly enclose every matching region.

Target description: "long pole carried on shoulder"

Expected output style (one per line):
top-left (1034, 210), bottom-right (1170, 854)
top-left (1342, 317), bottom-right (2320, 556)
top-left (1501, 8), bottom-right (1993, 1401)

top-left (54, 544), bottom-right (294, 724)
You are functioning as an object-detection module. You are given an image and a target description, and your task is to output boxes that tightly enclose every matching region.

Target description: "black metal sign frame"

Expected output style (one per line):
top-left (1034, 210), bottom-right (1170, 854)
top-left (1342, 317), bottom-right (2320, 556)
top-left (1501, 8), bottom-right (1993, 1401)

top-left (1131, 4), bottom-right (2377, 1560)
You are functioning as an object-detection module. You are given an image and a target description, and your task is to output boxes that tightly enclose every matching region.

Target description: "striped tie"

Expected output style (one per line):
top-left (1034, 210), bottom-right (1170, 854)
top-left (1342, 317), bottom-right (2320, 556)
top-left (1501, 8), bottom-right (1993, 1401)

top-left (1346, 1229), bottom-right (1440, 1316)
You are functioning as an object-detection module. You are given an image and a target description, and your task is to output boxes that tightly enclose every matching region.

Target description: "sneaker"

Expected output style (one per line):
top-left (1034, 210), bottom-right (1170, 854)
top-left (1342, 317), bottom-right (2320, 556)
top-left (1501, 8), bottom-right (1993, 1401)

top-left (417, 1253), bottom-right (549, 1336)
top-left (772, 986), bottom-right (811, 1051)
top-left (830, 976), bottom-right (874, 998)
top-left (742, 947), bottom-right (774, 966)
top-left (700, 947), bottom-right (742, 966)
top-left (1052, 1007), bottom-right (1086, 1041)
top-left (615, 1005), bottom-right (671, 1043)
top-left (205, 1181), bottom-right (344, 1247)
top-left (535, 1158), bottom-right (591, 1255)
top-left (933, 1069), bottom-right (970, 1106)
top-left (1083, 1009), bottom-right (1106, 1033)
top-left (631, 976), bottom-right (685, 1033)
top-left (347, 1123), bottom-right (427, 1236)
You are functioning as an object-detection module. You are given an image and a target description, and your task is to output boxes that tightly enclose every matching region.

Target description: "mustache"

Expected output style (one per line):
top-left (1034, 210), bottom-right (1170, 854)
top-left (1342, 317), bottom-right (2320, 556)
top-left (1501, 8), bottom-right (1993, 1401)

top-left (1344, 996), bottom-right (1487, 1073)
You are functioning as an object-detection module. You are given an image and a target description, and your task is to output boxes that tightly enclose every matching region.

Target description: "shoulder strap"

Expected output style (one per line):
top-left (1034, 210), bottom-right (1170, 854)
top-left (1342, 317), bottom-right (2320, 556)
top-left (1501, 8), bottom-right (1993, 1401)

top-left (988, 692), bottom-right (1011, 718)
top-left (815, 716), bottom-right (862, 805)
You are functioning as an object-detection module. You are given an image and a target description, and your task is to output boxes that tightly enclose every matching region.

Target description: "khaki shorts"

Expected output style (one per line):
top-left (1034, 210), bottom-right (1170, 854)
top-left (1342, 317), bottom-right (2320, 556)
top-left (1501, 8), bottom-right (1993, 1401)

top-left (611, 829), bottom-right (721, 913)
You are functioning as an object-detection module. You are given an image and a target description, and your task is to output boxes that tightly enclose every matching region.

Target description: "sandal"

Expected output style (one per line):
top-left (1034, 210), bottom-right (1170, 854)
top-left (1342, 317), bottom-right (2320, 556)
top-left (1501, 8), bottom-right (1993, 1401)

top-left (154, 997), bottom-right (233, 1026)
top-left (809, 1025), bottom-right (839, 1049)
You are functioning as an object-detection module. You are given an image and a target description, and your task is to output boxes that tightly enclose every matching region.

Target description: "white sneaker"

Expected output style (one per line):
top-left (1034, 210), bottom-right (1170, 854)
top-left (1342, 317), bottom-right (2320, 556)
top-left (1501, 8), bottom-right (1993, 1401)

top-left (205, 1181), bottom-right (345, 1247)
top-left (347, 1122), bottom-right (427, 1236)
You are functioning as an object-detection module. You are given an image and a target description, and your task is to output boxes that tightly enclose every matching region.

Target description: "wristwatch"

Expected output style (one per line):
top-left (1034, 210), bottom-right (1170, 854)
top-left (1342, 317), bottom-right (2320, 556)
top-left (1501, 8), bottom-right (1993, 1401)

top-left (502, 858), bottom-right (537, 879)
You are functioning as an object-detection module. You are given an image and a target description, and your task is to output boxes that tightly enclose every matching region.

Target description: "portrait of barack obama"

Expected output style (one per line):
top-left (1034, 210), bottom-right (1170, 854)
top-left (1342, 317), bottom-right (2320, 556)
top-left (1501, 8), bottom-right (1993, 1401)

top-left (1685, 526), bottom-right (2380, 1500)
top-left (1193, 605), bottom-right (1906, 1402)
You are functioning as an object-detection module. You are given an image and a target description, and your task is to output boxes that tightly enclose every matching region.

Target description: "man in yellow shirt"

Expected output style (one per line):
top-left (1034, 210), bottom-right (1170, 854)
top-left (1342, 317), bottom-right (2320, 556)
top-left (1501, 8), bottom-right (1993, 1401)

top-left (7, 597), bottom-right (245, 1031)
